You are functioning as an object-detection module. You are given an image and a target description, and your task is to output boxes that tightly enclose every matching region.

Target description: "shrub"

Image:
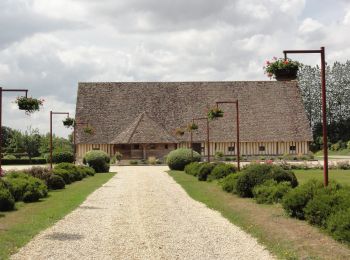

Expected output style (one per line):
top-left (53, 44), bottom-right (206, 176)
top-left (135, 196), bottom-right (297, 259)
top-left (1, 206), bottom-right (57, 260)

top-left (83, 150), bottom-right (110, 173)
top-left (23, 166), bottom-right (52, 183)
top-left (1, 158), bottom-right (47, 165)
top-left (166, 148), bottom-right (201, 170)
top-left (130, 160), bottom-right (138, 165)
top-left (5, 172), bottom-right (48, 202)
top-left (326, 208), bottom-right (350, 243)
top-left (0, 187), bottom-right (15, 211)
top-left (214, 151), bottom-right (224, 160)
top-left (282, 179), bottom-right (326, 219)
top-left (209, 163), bottom-right (236, 180)
top-left (77, 165), bottom-right (95, 176)
top-left (4, 154), bottom-right (16, 159)
top-left (304, 187), bottom-right (350, 227)
top-left (336, 161), bottom-right (350, 170)
top-left (148, 156), bottom-right (157, 165)
top-left (51, 150), bottom-right (74, 163)
top-left (197, 163), bottom-right (216, 181)
top-left (252, 180), bottom-right (292, 204)
top-left (55, 163), bottom-right (83, 181)
top-left (115, 151), bottom-right (123, 162)
top-left (219, 173), bottom-right (241, 193)
top-left (47, 175), bottom-right (65, 190)
top-left (235, 164), bottom-right (297, 198)
top-left (184, 162), bottom-right (202, 176)
top-left (52, 168), bottom-right (72, 184)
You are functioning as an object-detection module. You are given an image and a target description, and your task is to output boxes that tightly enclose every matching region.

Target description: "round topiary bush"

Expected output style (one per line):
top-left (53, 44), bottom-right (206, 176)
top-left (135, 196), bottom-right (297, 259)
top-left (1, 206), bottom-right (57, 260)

top-left (77, 165), bottom-right (95, 177)
top-left (55, 163), bottom-right (83, 181)
top-left (252, 180), bottom-right (292, 204)
top-left (47, 175), bottom-right (65, 190)
top-left (0, 187), bottom-right (15, 211)
top-left (209, 163), bottom-right (236, 180)
top-left (184, 162), bottom-right (202, 176)
top-left (197, 163), bottom-right (216, 181)
top-left (83, 150), bottom-right (110, 173)
top-left (219, 173), bottom-right (241, 193)
top-left (51, 150), bottom-right (74, 163)
top-left (52, 168), bottom-right (72, 184)
top-left (166, 148), bottom-right (201, 170)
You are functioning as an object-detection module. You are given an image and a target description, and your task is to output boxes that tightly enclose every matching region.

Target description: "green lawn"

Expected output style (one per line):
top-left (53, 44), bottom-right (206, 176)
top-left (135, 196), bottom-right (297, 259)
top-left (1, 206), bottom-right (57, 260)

top-left (169, 170), bottom-right (350, 260)
top-left (315, 149), bottom-right (350, 157)
top-left (294, 169), bottom-right (350, 186)
top-left (0, 172), bottom-right (114, 260)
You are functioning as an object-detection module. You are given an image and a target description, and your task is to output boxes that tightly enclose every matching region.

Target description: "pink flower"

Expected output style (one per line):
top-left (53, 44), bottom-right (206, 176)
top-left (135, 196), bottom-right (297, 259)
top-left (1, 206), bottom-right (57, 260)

top-left (266, 61), bottom-right (270, 65)
top-left (273, 56), bottom-right (277, 60)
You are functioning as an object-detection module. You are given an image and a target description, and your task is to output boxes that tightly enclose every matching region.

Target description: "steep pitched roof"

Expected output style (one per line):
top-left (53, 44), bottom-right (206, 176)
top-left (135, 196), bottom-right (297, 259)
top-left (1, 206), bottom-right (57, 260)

top-left (74, 81), bottom-right (313, 144)
top-left (111, 112), bottom-right (178, 144)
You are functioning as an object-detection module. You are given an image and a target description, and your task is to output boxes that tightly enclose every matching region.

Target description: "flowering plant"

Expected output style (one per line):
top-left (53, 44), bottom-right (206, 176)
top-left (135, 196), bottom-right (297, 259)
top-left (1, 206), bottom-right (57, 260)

top-left (83, 126), bottom-right (94, 135)
top-left (264, 57), bottom-right (300, 80)
top-left (63, 117), bottom-right (75, 128)
top-left (15, 96), bottom-right (44, 114)
top-left (187, 123), bottom-right (198, 131)
top-left (208, 108), bottom-right (224, 120)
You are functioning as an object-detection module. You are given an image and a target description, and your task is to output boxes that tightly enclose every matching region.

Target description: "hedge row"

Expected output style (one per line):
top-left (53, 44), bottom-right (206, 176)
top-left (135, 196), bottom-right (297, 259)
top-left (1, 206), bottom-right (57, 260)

top-left (184, 162), bottom-right (236, 181)
top-left (2, 158), bottom-right (47, 165)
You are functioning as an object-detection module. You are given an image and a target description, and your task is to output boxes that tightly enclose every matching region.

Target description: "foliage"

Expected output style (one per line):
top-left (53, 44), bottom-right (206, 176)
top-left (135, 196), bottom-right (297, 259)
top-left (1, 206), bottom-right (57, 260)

top-left (252, 180), bottom-right (292, 204)
top-left (83, 126), bottom-right (94, 135)
top-left (23, 166), bottom-right (51, 183)
top-left (175, 128), bottom-right (185, 136)
top-left (83, 150), bottom-right (110, 173)
top-left (77, 165), bottom-right (95, 176)
top-left (214, 151), bottom-right (224, 160)
top-left (1, 158), bottom-right (47, 165)
top-left (47, 175), bottom-right (65, 190)
top-left (326, 208), bottom-right (350, 243)
top-left (209, 163), bottom-right (236, 180)
top-left (187, 123), bottom-right (198, 131)
top-left (4, 172), bottom-right (48, 202)
top-left (264, 57), bottom-right (300, 78)
top-left (55, 163), bottom-right (83, 181)
top-left (147, 156), bottom-right (157, 165)
top-left (4, 154), bottom-right (16, 159)
top-left (197, 163), bottom-right (216, 181)
top-left (235, 164), bottom-right (298, 198)
top-left (15, 96), bottom-right (44, 114)
top-left (115, 151), bottom-right (123, 162)
top-left (52, 168), bottom-right (71, 184)
top-left (0, 186), bottom-right (15, 211)
top-left (208, 108), bottom-right (224, 120)
top-left (62, 117), bottom-right (75, 128)
top-left (22, 127), bottom-right (41, 159)
top-left (219, 173), bottom-right (241, 194)
top-left (184, 162), bottom-right (202, 176)
top-left (336, 161), bottom-right (350, 170)
top-left (51, 150), bottom-right (74, 163)
top-left (166, 148), bottom-right (201, 170)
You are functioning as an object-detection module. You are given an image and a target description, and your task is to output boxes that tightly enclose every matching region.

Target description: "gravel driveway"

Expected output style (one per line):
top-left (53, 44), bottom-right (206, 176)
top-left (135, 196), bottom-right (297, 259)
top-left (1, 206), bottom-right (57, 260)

top-left (12, 166), bottom-right (274, 260)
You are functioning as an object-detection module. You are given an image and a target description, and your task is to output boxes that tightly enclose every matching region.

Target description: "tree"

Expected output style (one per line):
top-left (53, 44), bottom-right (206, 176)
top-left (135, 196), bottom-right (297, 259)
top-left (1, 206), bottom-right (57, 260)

top-left (22, 128), bottom-right (41, 159)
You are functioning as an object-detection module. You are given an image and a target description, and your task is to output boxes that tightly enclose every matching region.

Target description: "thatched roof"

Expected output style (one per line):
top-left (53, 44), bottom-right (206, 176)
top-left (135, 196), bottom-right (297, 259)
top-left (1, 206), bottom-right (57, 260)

top-left (75, 81), bottom-right (313, 144)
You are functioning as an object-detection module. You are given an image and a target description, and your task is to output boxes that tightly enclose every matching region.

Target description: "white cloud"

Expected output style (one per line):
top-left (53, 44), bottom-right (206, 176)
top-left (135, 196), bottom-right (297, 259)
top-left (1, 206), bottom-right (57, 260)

top-left (299, 18), bottom-right (324, 34)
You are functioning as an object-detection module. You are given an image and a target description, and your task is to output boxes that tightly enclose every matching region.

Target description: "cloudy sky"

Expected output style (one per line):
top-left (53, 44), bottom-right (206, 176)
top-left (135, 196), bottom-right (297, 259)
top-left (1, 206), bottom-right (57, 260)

top-left (1, 0), bottom-right (349, 137)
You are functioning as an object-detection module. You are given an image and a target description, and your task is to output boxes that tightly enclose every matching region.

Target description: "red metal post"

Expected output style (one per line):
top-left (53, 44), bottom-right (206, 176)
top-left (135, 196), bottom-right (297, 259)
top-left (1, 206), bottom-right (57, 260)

top-left (283, 47), bottom-right (328, 186)
top-left (190, 119), bottom-right (193, 159)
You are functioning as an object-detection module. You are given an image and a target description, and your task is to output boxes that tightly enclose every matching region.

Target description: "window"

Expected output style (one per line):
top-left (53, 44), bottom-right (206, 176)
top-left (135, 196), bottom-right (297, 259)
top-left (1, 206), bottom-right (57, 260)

top-left (290, 145), bottom-right (296, 151)
top-left (259, 146), bottom-right (266, 152)
top-left (92, 148), bottom-right (100, 150)
top-left (133, 144), bottom-right (140, 150)
top-left (228, 146), bottom-right (235, 152)
top-left (149, 144), bottom-right (156, 150)
top-left (165, 144), bottom-right (168, 149)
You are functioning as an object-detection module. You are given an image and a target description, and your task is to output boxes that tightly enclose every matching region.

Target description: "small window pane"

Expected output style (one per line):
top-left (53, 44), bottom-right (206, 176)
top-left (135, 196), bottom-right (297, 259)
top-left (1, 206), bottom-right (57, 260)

top-left (290, 146), bottom-right (296, 151)
top-left (259, 146), bottom-right (265, 152)
top-left (228, 146), bottom-right (235, 152)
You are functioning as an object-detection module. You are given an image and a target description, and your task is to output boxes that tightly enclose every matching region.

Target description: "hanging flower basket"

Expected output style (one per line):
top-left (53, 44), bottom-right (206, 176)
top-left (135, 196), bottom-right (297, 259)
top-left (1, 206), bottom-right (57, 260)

top-left (208, 108), bottom-right (224, 120)
top-left (187, 123), bottom-right (198, 131)
top-left (264, 57), bottom-right (300, 81)
top-left (15, 97), bottom-right (44, 114)
top-left (83, 126), bottom-right (94, 135)
top-left (175, 128), bottom-right (185, 136)
top-left (62, 117), bottom-right (75, 128)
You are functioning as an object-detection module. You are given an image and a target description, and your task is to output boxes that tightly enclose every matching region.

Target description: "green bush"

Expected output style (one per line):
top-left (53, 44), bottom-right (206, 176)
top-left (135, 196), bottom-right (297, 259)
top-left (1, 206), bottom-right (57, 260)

top-left (326, 208), bottom-right (350, 243)
top-left (52, 168), bottom-right (72, 184)
top-left (52, 150), bottom-right (74, 163)
top-left (209, 163), bottom-right (236, 180)
top-left (55, 163), bottom-right (83, 181)
top-left (304, 187), bottom-right (350, 227)
top-left (219, 173), bottom-right (241, 193)
top-left (5, 172), bottom-right (48, 202)
top-left (4, 154), bottom-right (16, 159)
top-left (197, 163), bottom-right (216, 181)
top-left (1, 158), bottom-right (47, 165)
top-left (235, 164), bottom-right (298, 198)
top-left (130, 160), bottom-right (138, 165)
top-left (282, 179), bottom-right (328, 219)
top-left (23, 166), bottom-right (51, 183)
top-left (47, 175), bottom-right (65, 190)
top-left (83, 150), bottom-right (110, 173)
top-left (0, 187), bottom-right (15, 211)
top-left (166, 148), bottom-right (201, 170)
top-left (77, 165), bottom-right (95, 176)
top-left (184, 162), bottom-right (202, 176)
top-left (252, 180), bottom-right (292, 204)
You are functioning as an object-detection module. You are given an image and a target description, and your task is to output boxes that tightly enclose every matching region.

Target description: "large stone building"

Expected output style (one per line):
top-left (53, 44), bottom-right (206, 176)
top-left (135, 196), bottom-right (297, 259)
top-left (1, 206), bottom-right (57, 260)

top-left (74, 81), bottom-right (313, 160)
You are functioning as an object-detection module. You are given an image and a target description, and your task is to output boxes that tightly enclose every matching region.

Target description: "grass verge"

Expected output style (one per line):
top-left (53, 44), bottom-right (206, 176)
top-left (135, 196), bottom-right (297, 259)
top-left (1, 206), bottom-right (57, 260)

top-left (169, 170), bottom-right (350, 260)
top-left (315, 149), bottom-right (350, 157)
top-left (0, 172), bottom-right (115, 260)
top-left (294, 169), bottom-right (350, 185)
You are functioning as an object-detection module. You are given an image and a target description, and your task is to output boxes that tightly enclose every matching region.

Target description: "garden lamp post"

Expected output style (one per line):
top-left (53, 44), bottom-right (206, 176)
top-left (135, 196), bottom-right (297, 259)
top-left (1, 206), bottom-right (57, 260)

top-left (0, 88), bottom-right (28, 171)
top-left (215, 100), bottom-right (240, 171)
top-left (193, 117), bottom-right (210, 162)
top-left (283, 47), bottom-right (328, 186)
top-left (50, 111), bottom-right (69, 169)
top-left (73, 121), bottom-right (89, 162)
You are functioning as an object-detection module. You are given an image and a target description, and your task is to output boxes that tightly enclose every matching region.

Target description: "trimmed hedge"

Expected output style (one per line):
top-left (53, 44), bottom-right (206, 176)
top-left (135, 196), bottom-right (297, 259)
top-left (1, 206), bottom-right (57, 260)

top-left (2, 158), bottom-right (47, 165)
top-left (184, 162), bottom-right (202, 176)
top-left (0, 187), bottom-right (15, 211)
top-left (209, 163), bottom-right (236, 180)
top-left (219, 173), bottom-right (241, 193)
top-left (197, 163), bottom-right (216, 181)
top-left (47, 175), bottom-right (65, 190)
top-left (326, 208), bottom-right (350, 243)
top-left (252, 180), bottom-right (292, 204)
top-left (83, 150), bottom-right (110, 173)
top-left (166, 149), bottom-right (201, 170)
top-left (52, 151), bottom-right (74, 163)
top-left (52, 168), bottom-right (72, 184)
